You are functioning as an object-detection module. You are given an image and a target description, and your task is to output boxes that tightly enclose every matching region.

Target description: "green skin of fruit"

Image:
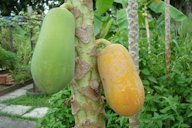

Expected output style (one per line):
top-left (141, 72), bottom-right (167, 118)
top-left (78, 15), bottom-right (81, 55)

top-left (31, 8), bottom-right (75, 94)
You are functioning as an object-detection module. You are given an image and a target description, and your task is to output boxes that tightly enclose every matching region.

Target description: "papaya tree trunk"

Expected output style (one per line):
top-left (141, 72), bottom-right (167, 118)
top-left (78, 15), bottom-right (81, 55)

top-left (127, 0), bottom-right (140, 127)
top-left (165, 0), bottom-right (171, 80)
top-left (66, 0), bottom-right (105, 127)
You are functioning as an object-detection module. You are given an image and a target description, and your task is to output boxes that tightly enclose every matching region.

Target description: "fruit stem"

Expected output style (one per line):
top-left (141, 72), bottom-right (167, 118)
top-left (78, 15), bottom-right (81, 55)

top-left (95, 39), bottom-right (111, 47)
top-left (60, 3), bottom-right (73, 10)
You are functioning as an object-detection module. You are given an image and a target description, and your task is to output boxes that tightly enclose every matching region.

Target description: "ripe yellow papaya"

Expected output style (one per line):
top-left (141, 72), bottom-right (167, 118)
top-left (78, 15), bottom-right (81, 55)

top-left (31, 7), bottom-right (75, 94)
top-left (96, 39), bottom-right (145, 116)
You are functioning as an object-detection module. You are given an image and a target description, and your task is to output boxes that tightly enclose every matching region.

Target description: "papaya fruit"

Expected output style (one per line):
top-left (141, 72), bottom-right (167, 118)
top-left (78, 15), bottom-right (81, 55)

top-left (96, 39), bottom-right (145, 116)
top-left (31, 7), bottom-right (75, 94)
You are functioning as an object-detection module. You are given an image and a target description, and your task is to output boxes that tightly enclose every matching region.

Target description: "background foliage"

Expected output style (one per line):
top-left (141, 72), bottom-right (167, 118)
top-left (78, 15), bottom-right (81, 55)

top-left (0, 0), bottom-right (192, 128)
top-left (0, 13), bottom-right (41, 83)
top-left (40, 1), bottom-right (192, 128)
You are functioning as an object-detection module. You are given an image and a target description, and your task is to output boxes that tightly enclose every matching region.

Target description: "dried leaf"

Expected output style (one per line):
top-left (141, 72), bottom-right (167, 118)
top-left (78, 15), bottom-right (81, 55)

top-left (95, 97), bottom-right (105, 114)
top-left (76, 120), bottom-right (97, 128)
top-left (83, 0), bottom-right (93, 9)
top-left (82, 102), bottom-right (99, 115)
top-left (98, 112), bottom-right (105, 127)
top-left (89, 80), bottom-right (99, 90)
top-left (64, 97), bottom-right (72, 106)
top-left (81, 86), bottom-right (98, 101)
top-left (89, 45), bottom-right (97, 56)
top-left (75, 58), bottom-right (91, 80)
top-left (71, 7), bottom-right (81, 18)
top-left (75, 26), bottom-right (93, 43)
top-left (71, 96), bottom-right (80, 115)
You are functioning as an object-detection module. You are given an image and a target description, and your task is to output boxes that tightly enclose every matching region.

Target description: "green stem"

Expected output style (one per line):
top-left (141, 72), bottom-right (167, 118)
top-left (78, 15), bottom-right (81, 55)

top-left (95, 39), bottom-right (111, 47)
top-left (60, 3), bottom-right (73, 10)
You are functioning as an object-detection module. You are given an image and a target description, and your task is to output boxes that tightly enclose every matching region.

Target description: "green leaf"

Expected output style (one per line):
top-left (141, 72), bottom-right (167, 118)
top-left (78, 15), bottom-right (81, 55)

top-left (160, 106), bottom-right (171, 113)
top-left (116, 8), bottom-right (128, 29)
top-left (153, 0), bottom-right (161, 4)
top-left (179, 18), bottom-right (192, 35)
top-left (141, 68), bottom-right (150, 75)
top-left (170, 5), bottom-right (187, 22)
top-left (143, 80), bottom-right (150, 85)
top-left (94, 14), bottom-right (103, 36)
top-left (149, 1), bottom-right (164, 13)
top-left (187, 112), bottom-right (192, 118)
top-left (138, 0), bottom-right (148, 4)
top-left (148, 76), bottom-right (157, 83)
top-left (149, 1), bottom-right (187, 22)
top-left (99, 18), bottom-right (113, 38)
top-left (96, 0), bottom-right (114, 15)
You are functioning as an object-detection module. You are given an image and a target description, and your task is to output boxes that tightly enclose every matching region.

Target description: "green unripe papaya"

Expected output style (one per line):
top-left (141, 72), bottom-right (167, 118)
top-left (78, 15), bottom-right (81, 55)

top-left (31, 7), bottom-right (75, 94)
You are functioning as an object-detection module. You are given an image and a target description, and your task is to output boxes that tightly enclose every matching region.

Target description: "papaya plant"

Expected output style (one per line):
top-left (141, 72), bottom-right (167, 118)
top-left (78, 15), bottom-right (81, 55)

top-left (35, 0), bottom-right (192, 128)
top-left (66, 0), bottom-right (105, 127)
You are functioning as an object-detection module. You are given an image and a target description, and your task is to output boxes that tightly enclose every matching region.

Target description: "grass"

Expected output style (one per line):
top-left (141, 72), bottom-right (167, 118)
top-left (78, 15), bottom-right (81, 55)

top-left (0, 111), bottom-right (42, 128)
top-left (0, 111), bottom-right (38, 121)
top-left (1, 95), bottom-right (52, 107)
top-left (0, 94), bottom-right (51, 127)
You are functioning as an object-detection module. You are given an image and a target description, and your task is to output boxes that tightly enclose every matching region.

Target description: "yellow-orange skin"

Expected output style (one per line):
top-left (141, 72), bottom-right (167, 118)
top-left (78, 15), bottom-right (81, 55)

top-left (97, 44), bottom-right (145, 116)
